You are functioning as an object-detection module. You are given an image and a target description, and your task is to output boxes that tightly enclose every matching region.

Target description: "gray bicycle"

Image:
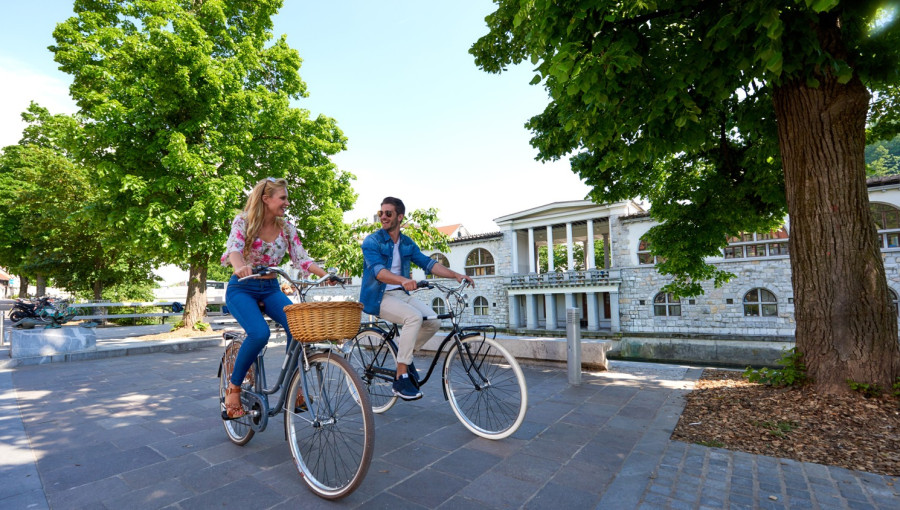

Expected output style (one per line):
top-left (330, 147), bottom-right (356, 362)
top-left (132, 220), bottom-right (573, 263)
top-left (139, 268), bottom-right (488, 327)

top-left (218, 266), bottom-right (374, 499)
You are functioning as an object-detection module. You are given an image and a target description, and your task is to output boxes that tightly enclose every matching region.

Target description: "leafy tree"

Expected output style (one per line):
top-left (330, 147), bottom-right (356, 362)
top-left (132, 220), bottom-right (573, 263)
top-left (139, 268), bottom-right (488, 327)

top-left (471, 1), bottom-right (900, 393)
top-left (51, 0), bottom-right (355, 328)
top-left (0, 104), bottom-right (157, 300)
top-left (866, 136), bottom-right (900, 176)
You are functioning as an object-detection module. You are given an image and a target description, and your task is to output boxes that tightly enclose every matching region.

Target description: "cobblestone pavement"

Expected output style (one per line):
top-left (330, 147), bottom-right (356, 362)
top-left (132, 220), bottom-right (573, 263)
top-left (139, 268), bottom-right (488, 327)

top-left (1, 339), bottom-right (897, 509)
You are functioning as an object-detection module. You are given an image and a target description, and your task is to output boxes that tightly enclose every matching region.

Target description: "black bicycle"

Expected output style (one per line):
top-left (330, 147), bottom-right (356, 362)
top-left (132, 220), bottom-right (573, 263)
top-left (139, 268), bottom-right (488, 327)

top-left (344, 280), bottom-right (528, 440)
top-left (218, 266), bottom-right (374, 499)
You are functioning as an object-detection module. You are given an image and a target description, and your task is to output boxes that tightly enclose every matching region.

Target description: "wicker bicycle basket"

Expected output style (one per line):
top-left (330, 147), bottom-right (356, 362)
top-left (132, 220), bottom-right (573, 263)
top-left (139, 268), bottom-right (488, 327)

top-left (283, 301), bottom-right (364, 343)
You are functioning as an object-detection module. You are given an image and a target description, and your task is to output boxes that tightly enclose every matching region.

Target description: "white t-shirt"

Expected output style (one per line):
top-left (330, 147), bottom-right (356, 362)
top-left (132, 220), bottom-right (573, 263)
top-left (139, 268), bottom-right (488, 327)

top-left (385, 242), bottom-right (403, 291)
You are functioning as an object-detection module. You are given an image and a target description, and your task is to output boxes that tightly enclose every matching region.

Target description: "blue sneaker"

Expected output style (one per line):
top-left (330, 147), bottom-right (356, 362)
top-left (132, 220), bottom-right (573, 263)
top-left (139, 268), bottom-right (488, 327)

top-left (392, 375), bottom-right (423, 401)
top-left (407, 362), bottom-right (420, 387)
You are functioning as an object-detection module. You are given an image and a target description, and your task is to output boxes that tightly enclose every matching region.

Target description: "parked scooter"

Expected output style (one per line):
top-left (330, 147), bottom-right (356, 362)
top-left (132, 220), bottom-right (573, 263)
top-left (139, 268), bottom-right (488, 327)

top-left (8, 296), bottom-right (76, 328)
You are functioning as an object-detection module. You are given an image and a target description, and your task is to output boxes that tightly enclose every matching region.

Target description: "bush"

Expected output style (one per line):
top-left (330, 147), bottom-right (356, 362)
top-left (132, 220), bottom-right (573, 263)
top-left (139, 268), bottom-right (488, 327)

top-left (744, 347), bottom-right (808, 387)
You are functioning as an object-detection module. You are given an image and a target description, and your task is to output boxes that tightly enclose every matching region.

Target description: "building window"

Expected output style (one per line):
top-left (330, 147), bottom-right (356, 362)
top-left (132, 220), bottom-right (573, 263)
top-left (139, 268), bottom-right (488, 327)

top-left (637, 237), bottom-right (659, 265)
top-left (473, 296), bottom-right (489, 316)
top-left (465, 249), bottom-right (495, 276)
top-left (432, 297), bottom-right (446, 316)
top-left (724, 228), bottom-right (789, 259)
top-left (890, 289), bottom-right (898, 316)
top-left (872, 203), bottom-right (900, 249)
top-left (743, 288), bottom-right (778, 317)
top-left (653, 292), bottom-right (681, 316)
top-left (427, 253), bottom-right (450, 278)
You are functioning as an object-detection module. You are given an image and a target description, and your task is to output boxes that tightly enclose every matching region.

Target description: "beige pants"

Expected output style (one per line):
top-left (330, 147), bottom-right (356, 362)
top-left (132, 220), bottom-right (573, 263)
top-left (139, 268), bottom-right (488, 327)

top-left (378, 291), bottom-right (440, 365)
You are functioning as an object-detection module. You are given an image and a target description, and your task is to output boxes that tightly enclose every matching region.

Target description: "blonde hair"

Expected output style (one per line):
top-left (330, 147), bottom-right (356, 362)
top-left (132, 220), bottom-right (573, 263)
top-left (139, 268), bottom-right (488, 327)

top-left (241, 177), bottom-right (288, 260)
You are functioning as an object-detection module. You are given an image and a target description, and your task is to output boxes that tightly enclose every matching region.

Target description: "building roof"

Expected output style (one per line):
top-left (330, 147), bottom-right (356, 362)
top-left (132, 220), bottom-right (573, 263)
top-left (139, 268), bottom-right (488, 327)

top-left (448, 232), bottom-right (504, 244)
top-left (437, 224), bottom-right (463, 236)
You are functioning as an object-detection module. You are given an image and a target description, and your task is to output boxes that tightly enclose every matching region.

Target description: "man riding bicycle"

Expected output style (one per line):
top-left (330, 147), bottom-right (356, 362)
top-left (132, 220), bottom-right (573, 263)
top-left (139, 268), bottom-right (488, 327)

top-left (359, 197), bottom-right (474, 400)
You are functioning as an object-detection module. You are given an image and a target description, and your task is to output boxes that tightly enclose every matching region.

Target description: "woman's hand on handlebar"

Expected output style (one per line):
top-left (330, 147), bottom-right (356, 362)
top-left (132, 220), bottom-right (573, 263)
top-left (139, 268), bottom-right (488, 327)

top-left (233, 265), bottom-right (254, 278)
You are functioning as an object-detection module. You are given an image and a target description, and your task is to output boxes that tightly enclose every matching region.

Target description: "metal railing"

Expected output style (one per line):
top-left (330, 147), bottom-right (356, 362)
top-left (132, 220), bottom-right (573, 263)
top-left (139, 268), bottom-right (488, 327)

top-left (508, 268), bottom-right (615, 289)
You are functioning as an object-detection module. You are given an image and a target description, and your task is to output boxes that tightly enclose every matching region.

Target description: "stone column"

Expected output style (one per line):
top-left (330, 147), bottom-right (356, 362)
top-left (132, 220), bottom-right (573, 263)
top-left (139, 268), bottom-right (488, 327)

top-left (603, 233), bottom-right (611, 269)
top-left (609, 289), bottom-right (620, 332)
top-left (526, 294), bottom-right (539, 329)
top-left (566, 222), bottom-right (575, 270)
top-left (528, 228), bottom-right (536, 273)
top-left (546, 225), bottom-right (554, 272)
top-left (545, 293), bottom-right (557, 329)
top-left (510, 230), bottom-right (519, 274)
top-left (586, 292), bottom-right (599, 330)
top-left (587, 219), bottom-right (596, 269)
top-left (508, 295), bottom-right (522, 328)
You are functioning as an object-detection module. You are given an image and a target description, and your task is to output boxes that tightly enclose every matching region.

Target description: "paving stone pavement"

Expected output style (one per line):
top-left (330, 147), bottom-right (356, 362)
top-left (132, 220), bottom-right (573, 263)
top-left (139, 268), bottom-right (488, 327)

top-left (1, 335), bottom-right (897, 509)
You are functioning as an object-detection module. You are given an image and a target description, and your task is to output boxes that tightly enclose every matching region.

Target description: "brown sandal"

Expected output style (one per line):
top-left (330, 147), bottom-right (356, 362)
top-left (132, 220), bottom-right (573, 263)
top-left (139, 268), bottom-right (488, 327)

top-left (222, 384), bottom-right (246, 420)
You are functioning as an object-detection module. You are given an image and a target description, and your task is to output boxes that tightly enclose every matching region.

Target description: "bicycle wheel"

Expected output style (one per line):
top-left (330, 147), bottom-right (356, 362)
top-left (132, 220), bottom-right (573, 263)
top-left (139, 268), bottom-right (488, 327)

top-left (443, 334), bottom-right (528, 440)
top-left (286, 352), bottom-right (374, 499)
top-left (345, 328), bottom-right (398, 413)
top-left (219, 341), bottom-right (255, 445)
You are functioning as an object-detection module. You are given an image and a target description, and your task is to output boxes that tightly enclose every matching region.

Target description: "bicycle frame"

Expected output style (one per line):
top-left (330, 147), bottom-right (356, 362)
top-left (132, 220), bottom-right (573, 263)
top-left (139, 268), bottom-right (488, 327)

top-left (223, 267), bottom-right (347, 434)
top-left (356, 280), bottom-right (500, 399)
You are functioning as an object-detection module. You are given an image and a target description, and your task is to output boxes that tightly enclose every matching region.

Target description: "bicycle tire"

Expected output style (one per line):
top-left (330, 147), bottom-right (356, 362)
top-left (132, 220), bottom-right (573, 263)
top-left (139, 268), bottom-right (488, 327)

top-left (345, 328), bottom-right (398, 413)
top-left (443, 334), bottom-right (528, 440)
top-left (219, 341), bottom-right (255, 445)
top-left (285, 352), bottom-right (374, 500)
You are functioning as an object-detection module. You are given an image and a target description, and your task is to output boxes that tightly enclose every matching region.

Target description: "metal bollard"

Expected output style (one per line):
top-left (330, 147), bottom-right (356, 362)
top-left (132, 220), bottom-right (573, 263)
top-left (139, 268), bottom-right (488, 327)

top-left (566, 307), bottom-right (582, 385)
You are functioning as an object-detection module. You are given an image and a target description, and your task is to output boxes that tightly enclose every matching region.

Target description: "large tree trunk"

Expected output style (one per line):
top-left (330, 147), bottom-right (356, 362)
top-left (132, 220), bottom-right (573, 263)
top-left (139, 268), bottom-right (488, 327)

top-left (18, 276), bottom-right (29, 298)
top-left (35, 273), bottom-right (47, 297)
top-left (774, 68), bottom-right (900, 394)
top-left (92, 280), bottom-right (103, 301)
top-left (182, 263), bottom-right (207, 330)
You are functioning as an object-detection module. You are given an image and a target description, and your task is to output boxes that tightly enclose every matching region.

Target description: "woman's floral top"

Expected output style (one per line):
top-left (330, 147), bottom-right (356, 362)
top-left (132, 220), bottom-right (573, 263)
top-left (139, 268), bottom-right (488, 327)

top-left (220, 214), bottom-right (315, 276)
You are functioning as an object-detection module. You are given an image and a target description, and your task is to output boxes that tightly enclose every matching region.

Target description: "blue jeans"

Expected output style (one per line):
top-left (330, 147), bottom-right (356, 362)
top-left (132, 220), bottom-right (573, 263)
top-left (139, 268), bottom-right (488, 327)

top-left (225, 275), bottom-right (293, 386)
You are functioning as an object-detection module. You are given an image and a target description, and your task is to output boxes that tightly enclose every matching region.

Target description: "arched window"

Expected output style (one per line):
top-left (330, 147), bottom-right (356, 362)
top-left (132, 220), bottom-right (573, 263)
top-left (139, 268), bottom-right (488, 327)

top-left (889, 288), bottom-right (899, 316)
top-left (465, 249), bottom-right (495, 276)
top-left (871, 203), bottom-right (900, 248)
top-left (637, 237), bottom-right (656, 265)
top-left (473, 296), bottom-right (489, 316)
top-left (653, 292), bottom-right (680, 316)
top-left (743, 288), bottom-right (778, 317)
top-left (432, 297), bottom-right (446, 316)
top-left (427, 253), bottom-right (450, 278)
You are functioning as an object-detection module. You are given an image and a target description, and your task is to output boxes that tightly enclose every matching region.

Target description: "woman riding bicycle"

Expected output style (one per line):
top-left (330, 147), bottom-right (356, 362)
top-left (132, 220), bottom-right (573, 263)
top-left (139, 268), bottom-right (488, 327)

top-left (220, 177), bottom-right (331, 420)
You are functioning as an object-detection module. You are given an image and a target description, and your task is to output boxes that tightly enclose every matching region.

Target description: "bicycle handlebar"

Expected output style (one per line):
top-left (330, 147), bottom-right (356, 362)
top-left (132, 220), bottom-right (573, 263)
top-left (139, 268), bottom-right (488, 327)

top-left (239, 266), bottom-right (346, 301)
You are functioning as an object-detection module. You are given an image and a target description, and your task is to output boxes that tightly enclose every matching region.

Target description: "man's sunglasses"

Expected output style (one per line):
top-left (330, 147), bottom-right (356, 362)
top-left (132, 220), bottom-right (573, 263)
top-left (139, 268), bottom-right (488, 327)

top-left (377, 210), bottom-right (395, 218)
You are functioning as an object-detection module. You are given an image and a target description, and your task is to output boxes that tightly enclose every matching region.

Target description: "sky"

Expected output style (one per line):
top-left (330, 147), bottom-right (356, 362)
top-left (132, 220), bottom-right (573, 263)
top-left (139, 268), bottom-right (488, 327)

top-left (0, 1), bottom-right (592, 239)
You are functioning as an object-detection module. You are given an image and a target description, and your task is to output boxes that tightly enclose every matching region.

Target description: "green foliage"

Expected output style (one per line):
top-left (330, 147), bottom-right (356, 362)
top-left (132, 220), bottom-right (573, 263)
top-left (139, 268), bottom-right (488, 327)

top-left (846, 379), bottom-right (883, 398)
top-left (0, 104), bottom-right (158, 298)
top-left (744, 347), bottom-right (809, 387)
top-left (172, 320), bottom-right (210, 332)
top-left (865, 135), bottom-right (900, 176)
top-left (50, 0), bottom-right (356, 320)
top-left (471, 1), bottom-right (900, 296)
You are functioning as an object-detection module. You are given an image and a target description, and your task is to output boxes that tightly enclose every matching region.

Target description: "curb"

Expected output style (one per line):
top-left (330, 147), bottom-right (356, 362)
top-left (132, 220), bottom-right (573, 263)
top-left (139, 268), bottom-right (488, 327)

top-left (1, 335), bottom-right (223, 369)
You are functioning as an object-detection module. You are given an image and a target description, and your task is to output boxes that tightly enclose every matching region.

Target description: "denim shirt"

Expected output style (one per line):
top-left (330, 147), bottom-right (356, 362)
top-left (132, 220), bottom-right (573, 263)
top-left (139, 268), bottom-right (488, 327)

top-left (359, 229), bottom-right (437, 315)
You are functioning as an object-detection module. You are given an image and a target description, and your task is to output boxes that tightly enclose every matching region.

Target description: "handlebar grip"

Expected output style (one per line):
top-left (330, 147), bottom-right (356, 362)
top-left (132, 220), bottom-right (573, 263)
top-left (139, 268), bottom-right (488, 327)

top-left (252, 265), bottom-right (270, 275)
top-left (416, 280), bottom-right (432, 289)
